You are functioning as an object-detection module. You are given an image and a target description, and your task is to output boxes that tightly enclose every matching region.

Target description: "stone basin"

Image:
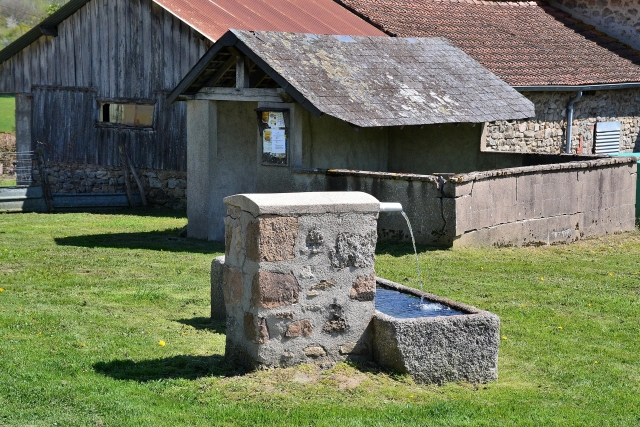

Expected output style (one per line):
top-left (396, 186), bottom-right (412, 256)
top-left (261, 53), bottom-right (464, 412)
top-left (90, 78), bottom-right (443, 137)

top-left (210, 191), bottom-right (500, 385)
top-left (373, 278), bottom-right (500, 385)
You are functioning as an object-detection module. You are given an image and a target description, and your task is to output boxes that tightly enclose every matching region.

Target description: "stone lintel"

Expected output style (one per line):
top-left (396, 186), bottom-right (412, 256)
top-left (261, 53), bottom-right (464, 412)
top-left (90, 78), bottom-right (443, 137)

top-left (223, 192), bottom-right (380, 216)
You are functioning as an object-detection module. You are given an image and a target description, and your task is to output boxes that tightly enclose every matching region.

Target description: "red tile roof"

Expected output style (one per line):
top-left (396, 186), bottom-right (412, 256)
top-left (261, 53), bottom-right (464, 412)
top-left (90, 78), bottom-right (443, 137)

top-left (153, 0), bottom-right (386, 41)
top-left (337, 0), bottom-right (640, 86)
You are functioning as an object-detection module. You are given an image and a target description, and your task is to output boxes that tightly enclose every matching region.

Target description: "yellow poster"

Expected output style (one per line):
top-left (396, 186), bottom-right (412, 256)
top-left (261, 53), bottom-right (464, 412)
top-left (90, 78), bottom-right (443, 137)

top-left (263, 129), bottom-right (272, 153)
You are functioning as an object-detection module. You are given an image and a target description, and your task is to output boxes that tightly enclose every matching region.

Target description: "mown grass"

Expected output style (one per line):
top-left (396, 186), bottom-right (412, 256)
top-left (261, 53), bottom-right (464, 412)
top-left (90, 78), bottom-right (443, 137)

top-left (0, 210), bottom-right (639, 426)
top-left (0, 177), bottom-right (16, 186)
top-left (0, 94), bottom-right (15, 134)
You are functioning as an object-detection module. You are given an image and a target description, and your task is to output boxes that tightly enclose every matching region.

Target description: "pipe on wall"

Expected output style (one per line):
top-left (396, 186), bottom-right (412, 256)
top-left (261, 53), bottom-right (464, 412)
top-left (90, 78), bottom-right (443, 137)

top-left (565, 91), bottom-right (583, 154)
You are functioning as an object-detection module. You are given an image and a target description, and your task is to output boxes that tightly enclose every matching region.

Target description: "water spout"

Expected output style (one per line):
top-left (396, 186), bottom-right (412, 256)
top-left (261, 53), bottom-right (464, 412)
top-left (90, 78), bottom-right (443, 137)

top-left (379, 202), bottom-right (426, 305)
top-left (379, 202), bottom-right (403, 212)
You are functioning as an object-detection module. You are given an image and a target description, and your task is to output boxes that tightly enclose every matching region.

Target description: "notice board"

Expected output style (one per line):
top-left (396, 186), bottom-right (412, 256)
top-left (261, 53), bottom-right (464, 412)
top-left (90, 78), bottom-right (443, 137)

top-left (257, 108), bottom-right (288, 166)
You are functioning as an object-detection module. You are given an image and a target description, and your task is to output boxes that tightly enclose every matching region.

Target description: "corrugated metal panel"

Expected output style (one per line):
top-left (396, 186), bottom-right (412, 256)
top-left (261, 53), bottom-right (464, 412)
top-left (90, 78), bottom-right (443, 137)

top-left (595, 121), bottom-right (621, 154)
top-left (152, 0), bottom-right (386, 41)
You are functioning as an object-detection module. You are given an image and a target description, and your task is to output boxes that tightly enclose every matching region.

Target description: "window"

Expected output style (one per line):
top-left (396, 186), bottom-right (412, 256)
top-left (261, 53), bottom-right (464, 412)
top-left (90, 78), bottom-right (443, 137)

top-left (99, 103), bottom-right (154, 127)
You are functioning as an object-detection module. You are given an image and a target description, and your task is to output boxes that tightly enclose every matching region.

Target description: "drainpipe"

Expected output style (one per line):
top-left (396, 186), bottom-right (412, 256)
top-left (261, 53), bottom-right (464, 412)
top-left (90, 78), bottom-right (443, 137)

top-left (565, 91), bottom-right (583, 154)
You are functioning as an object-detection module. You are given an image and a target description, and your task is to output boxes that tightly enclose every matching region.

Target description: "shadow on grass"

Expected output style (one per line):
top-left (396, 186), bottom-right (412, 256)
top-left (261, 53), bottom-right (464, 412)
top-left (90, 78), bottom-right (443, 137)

top-left (48, 207), bottom-right (188, 219)
top-left (175, 317), bottom-right (226, 334)
top-left (376, 240), bottom-right (447, 257)
top-left (93, 354), bottom-right (231, 382)
top-left (55, 231), bottom-right (225, 254)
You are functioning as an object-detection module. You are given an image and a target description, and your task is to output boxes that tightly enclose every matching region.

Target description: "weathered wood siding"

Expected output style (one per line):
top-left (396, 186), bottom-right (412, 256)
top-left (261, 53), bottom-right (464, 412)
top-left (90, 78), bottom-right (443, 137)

top-left (0, 0), bottom-right (208, 171)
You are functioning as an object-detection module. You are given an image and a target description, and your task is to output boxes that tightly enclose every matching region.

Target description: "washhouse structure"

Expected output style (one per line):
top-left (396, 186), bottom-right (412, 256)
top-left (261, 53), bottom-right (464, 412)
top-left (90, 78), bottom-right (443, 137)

top-left (172, 29), bottom-right (636, 247)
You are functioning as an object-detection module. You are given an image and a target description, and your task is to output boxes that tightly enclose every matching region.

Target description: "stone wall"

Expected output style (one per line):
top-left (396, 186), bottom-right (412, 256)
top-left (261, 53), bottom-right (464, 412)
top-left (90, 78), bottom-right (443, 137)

top-left (289, 155), bottom-right (636, 247)
top-left (222, 192), bottom-right (379, 370)
top-left (445, 156), bottom-right (637, 247)
top-left (551, 0), bottom-right (640, 50)
top-left (32, 161), bottom-right (187, 209)
top-left (484, 90), bottom-right (640, 154)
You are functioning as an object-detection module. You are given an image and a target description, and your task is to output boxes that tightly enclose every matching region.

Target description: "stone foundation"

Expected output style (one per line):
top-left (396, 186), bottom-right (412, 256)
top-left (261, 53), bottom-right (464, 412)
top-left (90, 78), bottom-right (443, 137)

top-left (222, 192), bottom-right (379, 369)
top-left (484, 90), bottom-right (640, 154)
top-left (32, 161), bottom-right (187, 209)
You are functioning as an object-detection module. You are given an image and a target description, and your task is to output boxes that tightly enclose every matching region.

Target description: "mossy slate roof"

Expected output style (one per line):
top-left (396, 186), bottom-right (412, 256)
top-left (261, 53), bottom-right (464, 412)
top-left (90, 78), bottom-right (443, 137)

top-left (182, 30), bottom-right (534, 127)
top-left (338, 0), bottom-right (640, 86)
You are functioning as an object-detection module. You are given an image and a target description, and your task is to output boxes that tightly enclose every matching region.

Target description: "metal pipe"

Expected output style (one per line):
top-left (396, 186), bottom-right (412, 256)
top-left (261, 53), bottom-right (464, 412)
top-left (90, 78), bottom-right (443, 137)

top-left (565, 91), bottom-right (583, 154)
top-left (379, 202), bottom-right (403, 213)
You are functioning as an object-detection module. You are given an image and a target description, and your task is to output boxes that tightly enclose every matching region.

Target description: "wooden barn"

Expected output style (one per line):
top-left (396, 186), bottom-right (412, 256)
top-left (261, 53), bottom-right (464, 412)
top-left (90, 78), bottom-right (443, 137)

top-left (0, 0), bottom-right (382, 209)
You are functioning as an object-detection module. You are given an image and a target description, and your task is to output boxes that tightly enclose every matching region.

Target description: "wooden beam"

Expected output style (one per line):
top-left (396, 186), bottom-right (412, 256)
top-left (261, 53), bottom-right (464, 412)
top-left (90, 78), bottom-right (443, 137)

top-left (203, 55), bottom-right (236, 87)
top-left (250, 68), bottom-right (270, 88)
top-left (236, 55), bottom-right (250, 89)
top-left (195, 87), bottom-right (283, 103)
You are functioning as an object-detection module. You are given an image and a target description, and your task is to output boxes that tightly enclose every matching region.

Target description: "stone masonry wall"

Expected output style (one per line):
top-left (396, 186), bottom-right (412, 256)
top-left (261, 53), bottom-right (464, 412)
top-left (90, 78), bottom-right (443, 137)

top-left (552, 0), bottom-right (640, 50)
top-left (445, 157), bottom-right (637, 247)
top-left (290, 155), bottom-right (636, 247)
top-left (222, 192), bottom-right (379, 370)
top-left (32, 161), bottom-right (187, 209)
top-left (484, 90), bottom-right (640, 154)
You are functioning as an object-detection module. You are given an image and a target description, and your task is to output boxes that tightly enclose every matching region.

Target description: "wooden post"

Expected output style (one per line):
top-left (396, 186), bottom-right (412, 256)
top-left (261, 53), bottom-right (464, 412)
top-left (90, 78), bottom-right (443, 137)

top-left (35, 143), bottom-right (53, 212)
top-left (118, 142), bottom-right (135, 208)
top-left (125, 150), bottom-right (147, 207)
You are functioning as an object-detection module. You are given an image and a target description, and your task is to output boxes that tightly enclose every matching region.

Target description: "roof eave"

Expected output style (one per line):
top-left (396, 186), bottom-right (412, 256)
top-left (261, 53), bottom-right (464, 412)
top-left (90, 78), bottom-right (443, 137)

top-left (0, 0), bottom-right (91, 64)
top-left (169, 30), bottom-right (324, 118)
top-left (513, 82), bottom-right (640, 91)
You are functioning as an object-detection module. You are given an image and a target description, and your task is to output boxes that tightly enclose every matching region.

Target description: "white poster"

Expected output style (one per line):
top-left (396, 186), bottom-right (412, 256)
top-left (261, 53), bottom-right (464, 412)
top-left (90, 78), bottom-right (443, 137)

top-left (271, 129), bottom-right (286, 154)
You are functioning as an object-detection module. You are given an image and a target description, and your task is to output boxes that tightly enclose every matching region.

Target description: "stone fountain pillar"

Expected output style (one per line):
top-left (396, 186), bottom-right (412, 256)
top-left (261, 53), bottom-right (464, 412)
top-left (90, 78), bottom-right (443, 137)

top-left (222, 192), bottom-right (379, 369)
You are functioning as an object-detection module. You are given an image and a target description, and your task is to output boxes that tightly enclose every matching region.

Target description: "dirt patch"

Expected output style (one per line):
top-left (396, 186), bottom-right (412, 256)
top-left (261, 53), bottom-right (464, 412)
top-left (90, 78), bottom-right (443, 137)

top-left (0, 133), bottom-right (16, 179)
top-left (332, 373), bottom-right (367, 390)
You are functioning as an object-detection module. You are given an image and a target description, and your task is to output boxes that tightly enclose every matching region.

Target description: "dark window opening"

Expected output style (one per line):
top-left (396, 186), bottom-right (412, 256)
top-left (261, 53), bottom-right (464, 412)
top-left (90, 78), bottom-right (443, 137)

top-left (99, 103), bottom-right (154, 127)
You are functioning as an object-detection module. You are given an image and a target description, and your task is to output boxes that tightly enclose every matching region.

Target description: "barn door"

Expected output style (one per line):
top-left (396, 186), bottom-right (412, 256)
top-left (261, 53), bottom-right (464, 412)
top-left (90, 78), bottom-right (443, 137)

top-left (32, 87), bottom-right (97, 164)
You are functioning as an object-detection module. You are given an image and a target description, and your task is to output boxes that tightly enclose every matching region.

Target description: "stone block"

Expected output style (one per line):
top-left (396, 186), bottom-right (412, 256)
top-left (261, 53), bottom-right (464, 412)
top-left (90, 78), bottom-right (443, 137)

top-left (252, 271), bottom-right (300, 309)
top-left (453, 221), bottom-right (523, 248)
top-left (285, 319), bottom-right (313, 338)
top-left (246, 216), bottom-right (298, 262)
top-left (303, 345), bottom-right (327, 358)
top-left (222, 265), bottom-right (243, 307)
top-left (349, 274), bottom-right (376, 301)
top-left (442, 179), bottom-right (473, 198)
top-left (211, 256), bottom-right (226, 320)
top-left (451, 195), bottom-right (472, 234)
top-left (244, 313), bottom-right (269, 344)
top-left (224, 191), bottom-right (379, 216)
top-left (338, 342), bottom-right (369, 356)
top-left (329, 230), bottom-right (376, 269)
top-left (373, 280), bottom-right (500, 385)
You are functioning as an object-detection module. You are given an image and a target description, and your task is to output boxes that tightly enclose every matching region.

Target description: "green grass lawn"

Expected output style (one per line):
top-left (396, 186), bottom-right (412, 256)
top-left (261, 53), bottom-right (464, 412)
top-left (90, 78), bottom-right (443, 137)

top-left (0, 210), bottom-right (638, 426)
top-left (0, 94), bottom-right (14, 134)
top-left (0, 177), bottom-right (16, 186)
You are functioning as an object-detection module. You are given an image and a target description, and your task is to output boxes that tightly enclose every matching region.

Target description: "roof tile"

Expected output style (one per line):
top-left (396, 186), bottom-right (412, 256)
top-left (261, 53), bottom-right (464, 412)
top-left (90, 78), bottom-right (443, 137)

top-left (229, 30), bottom-right (534, 126)
top-left (338, 0), bottom-right (640, 86)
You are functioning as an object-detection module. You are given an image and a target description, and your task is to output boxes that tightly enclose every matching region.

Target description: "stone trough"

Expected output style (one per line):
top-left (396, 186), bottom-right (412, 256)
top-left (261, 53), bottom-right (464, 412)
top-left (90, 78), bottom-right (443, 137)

top-left (374, 278), bottom-right (499, 385)
top-left (212, 191), bottom-right (500, 384)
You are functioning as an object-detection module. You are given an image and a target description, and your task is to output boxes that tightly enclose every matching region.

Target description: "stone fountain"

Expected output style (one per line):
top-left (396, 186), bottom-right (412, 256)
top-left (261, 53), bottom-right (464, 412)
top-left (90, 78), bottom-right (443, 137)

top-left (212, 191), bottom-right (500, 384)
